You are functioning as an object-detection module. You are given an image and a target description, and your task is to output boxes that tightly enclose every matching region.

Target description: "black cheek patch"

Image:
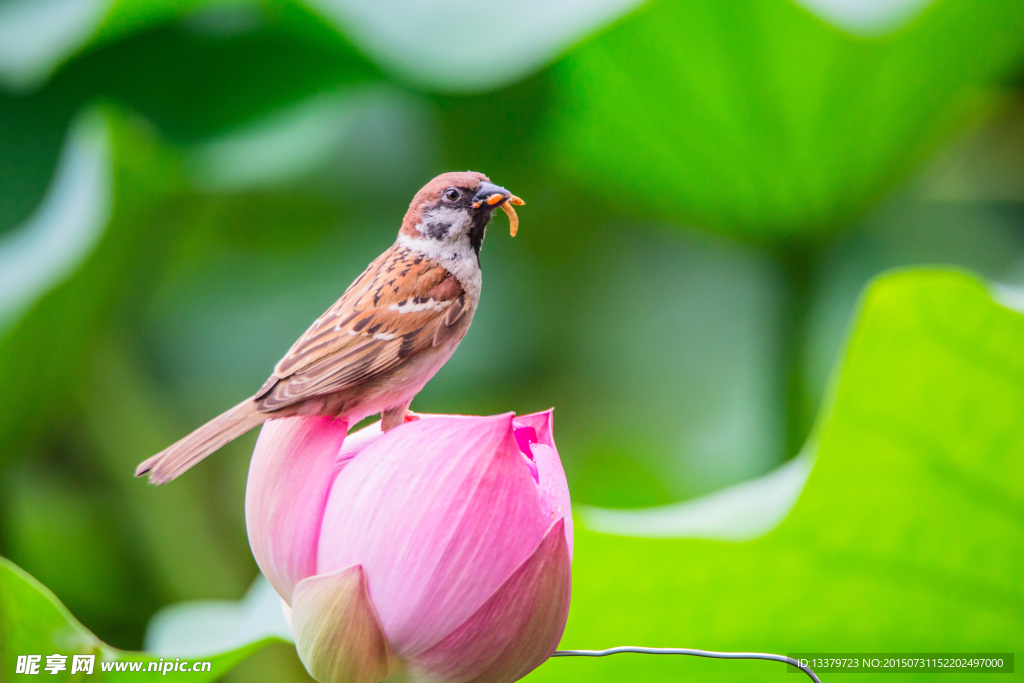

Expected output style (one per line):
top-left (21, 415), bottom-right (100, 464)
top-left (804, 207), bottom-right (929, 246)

top-left (423, 221), bottom-right (451, 240)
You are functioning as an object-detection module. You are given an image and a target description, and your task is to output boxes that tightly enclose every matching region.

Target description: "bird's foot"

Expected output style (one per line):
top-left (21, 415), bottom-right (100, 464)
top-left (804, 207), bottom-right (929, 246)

top-left (382, 407), bottom-right (418, 431)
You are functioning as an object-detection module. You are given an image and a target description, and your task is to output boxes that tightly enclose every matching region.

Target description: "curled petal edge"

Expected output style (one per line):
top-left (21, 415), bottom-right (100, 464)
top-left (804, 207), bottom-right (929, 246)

top-left (513, 409), bottom-right (572, 561)
top-left (512, 409), bottom-right (555, 448)
top-left (291, 565), bottom-right (392, 683)
top-left (407, 517), bottom-right (572, 683)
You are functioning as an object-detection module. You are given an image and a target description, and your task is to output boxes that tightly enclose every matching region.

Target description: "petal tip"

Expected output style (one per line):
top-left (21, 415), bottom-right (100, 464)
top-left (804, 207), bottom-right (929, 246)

top-left (292, 565), bottom-right (390, 683)
top-left (513, 409), bottom-right (555, 447)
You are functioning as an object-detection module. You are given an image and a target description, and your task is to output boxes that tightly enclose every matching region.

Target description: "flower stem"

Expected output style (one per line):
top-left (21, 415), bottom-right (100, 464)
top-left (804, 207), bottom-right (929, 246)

top-left (552, 646), bottom-right (821, 683)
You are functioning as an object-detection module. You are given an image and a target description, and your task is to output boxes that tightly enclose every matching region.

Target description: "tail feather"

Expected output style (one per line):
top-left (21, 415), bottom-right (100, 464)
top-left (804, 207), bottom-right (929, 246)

top-left (135, 398), bottom-right (268, 485)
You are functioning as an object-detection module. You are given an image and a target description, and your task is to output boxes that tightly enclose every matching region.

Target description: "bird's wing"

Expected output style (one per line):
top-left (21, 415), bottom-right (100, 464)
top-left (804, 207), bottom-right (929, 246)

top-left (254, 245), bottom-right (467, 412)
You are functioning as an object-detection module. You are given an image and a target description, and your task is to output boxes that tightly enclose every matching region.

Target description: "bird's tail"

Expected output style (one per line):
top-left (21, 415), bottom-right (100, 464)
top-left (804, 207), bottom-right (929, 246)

top-left (135, 398), bottom-right (268, 485)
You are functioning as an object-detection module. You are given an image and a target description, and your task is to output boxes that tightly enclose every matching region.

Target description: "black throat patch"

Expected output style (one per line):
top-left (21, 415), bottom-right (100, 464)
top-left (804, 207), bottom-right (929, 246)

top-left (468, 211), bottom-right (492, 255)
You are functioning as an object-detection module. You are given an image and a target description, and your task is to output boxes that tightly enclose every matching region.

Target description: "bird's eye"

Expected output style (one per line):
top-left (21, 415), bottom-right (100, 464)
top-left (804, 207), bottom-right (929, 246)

top-left (443, 188), bottom-right (460, 202)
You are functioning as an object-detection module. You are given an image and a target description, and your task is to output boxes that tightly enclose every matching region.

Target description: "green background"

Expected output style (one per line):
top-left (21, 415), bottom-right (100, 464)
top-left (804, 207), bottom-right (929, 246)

top-left (0, 0), bottom-right (1022, 680)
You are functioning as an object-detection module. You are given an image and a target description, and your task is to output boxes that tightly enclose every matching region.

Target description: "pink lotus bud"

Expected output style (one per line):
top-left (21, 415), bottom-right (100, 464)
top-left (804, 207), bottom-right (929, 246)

top-left (245, 411), bottom-right (572, 683)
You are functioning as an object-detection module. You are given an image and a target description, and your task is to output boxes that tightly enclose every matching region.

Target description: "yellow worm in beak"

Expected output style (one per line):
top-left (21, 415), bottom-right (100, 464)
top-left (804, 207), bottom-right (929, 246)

top-left (501, 195), bottom-right (525, 236)
top-left (473, 193), bottom-right (525, 236)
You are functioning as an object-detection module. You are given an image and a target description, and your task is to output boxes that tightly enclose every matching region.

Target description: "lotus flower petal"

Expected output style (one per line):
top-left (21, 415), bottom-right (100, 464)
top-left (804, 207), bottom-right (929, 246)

top-left (333, 413), bottom-right (453, 467)
top-left (511, 409), bottom-right (555, 448)
top-left (407, 519), bottom-right (572, 683)
top-left (512, 410), bottom-right (572, 558)
top-left (335, 419), bottom-right (383, 467)
top-left (291, 565), bottom-right (391, 683)
top-left (317, 414), bottom-right (552, 656)
top-left (246, 416), bottom-right (348, 603)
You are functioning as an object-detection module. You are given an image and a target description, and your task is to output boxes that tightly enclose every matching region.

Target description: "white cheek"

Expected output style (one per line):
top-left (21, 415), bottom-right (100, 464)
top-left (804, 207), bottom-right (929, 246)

top-left (417, 206), bottom-right (471, 237)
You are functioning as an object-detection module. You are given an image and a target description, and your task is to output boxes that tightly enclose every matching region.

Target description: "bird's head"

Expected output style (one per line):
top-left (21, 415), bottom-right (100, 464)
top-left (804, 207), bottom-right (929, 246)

top-left (400, 171), bottom-right (523, 254)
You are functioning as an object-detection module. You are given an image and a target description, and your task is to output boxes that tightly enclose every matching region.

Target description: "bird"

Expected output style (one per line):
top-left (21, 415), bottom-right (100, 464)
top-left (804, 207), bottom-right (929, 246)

top-left (136, 171), bottom-right (523, 485)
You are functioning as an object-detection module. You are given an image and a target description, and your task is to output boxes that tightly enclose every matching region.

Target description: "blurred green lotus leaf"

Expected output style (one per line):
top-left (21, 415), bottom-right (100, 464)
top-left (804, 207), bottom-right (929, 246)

top-left (188, 83), bottom-right (436, 192)
top-left (0, 0), bottom-right (208, 91)
top-left (801, 197), bottom-right (1024, 434)
top-left (0, 106), bottom-right (182, 461)
top-left (0, 0), bottom-right (645, 94)
top-left (144, 575), bottom-right (292, 657)
top-left (0, 0), bottom-right (649, 97)
top-left (7, 0), bottom-right (1024, 246)
top-left (793, 0), bottom-right (934, 35)
top-left (0, 0), bottom-right (112, 90)
top-left (523, 269), bottom-right (1023, 682)
top-left (554, 228), bottom-right (788, 504)
top-left (188, 88), bottom-right (374, 192)
top-left (577, 449), bottom-right (813, 541)
top-left (0, 556), bottom-right (278, 680)
top-left (0, 109), bottom-right (110, 333)
top-left (546, 0), bottom-right (1024, 237)
top-left (304, 0), bottom-right (643, 92)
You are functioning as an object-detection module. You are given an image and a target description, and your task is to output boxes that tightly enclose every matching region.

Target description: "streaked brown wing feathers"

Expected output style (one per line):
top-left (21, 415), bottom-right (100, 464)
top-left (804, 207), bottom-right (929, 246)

top-left (255, 247), bottom-right (464, 413)
top-left (433, 294), bottom-right (468, 347)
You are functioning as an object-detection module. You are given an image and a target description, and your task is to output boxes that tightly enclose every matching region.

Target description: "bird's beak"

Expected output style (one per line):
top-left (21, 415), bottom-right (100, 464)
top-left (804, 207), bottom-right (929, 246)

top-left (472, 182), bottom-right (512, 208)
top-left (472, 182), bottom-right (525, 236)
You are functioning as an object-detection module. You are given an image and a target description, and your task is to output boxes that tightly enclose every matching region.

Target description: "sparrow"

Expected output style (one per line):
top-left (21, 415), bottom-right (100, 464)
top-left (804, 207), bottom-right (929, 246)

top-left (136, 171), bottom-right (523, 485)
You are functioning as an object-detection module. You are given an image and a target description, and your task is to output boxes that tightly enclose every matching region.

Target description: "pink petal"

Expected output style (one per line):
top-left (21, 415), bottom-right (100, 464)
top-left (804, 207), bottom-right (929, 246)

top-left (408, 519), bottom-right (572, 683)
top-left (291, 565), bottom-right (391, 683)
top-left (532, 444), bottom-right (573, 562)
top-left (246, 416), bottom-right (348, 604)
top-left (512, 409), bottom-right (555, 448)
top-left (514, 426), bottom-right (537, 460)
top-left (334, 413), bottom-right (457, 467)
top-left (514, 410), bottom-right (573, 560)
top-left (335, 420), bottom-right (384, 469)
top-left (317, 414), bottom-right (551, 657)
